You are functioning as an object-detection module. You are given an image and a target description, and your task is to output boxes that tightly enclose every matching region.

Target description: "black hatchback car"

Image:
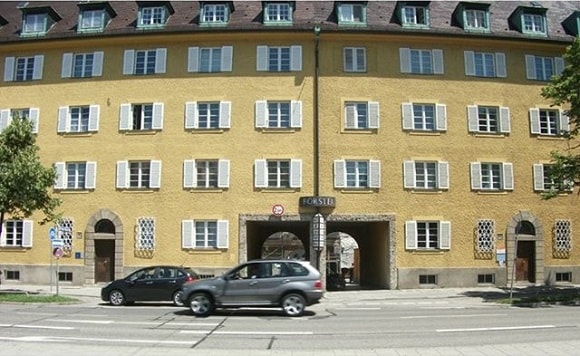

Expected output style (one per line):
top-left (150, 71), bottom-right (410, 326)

top-left (101, 265), bottom-right (199, 306)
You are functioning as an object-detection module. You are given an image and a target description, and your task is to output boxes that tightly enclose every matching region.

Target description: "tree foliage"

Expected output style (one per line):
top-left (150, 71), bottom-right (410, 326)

top-left (541, 37), bottom-right (580, 199)
top-left (0, 117), bottom-right (60, 233)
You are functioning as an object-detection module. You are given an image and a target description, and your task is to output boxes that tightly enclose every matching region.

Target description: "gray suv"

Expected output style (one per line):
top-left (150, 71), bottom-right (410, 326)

top-left (180, 259), bottom-right (323, 317)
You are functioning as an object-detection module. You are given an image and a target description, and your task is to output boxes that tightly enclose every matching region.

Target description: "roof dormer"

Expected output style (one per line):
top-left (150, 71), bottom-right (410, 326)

top-left (20, 5), bottom-right (61, 37)
top-left (137, 1), bottom-right (174, 29)
top-left (77, 2), bottom-right (116, 33)
top-left (509, 4), bottom-right (548, 37)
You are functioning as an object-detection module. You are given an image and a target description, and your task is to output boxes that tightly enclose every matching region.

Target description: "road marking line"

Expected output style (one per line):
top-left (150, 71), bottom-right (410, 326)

top-left (0, 336), bottom-right (196, 345)
top-left (12, 325), bottom-right (76, 330)
top-left (402, 313), bottom-right (507, 319)
top-left (46, 319), bottom-right (113, 324)
top-left (180, 330), bottom-right (314, 335)
top-left (437, 325), bottom-right (556, 332)
top-left (45, 319), bottom-right (218, 327)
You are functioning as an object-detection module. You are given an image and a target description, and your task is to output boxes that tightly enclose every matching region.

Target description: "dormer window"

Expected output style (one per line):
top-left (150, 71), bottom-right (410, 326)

top-left (20, 6), bottom-right (60, 37)
top-left (264, 2), bottom-right (293, 24)
top-left (523, 12), bottom-right (545, 34)
top-left (137, 2), bottom-right (173, 28)
top-left (201, 3), bottom-right (230, 25)
top-left (337, 2), bottom-right (366, 26)
top-left (399, 2), bottom-right (429, 28)
top-left (77, 2), bottom-right (116, 33)
top-left (23, 13), bottom-right (47, 34)
top-left (510, 6), bottom-right (547, 37)
top-left (454, 3), bottom-right (490, 32)
top-left (562, 11), bottom-right (580, 37)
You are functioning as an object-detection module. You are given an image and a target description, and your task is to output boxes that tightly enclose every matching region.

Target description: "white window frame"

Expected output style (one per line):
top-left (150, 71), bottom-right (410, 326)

top-left (61, 51), bottom-right (103, 78)
top-left (123, 48), bottom-right (166, 75)
top-left (138, 6), bottom-right (166, 27)
top-left (184, 101), bottom-right (231, 129)
top-left (344, 102), bottom-right (379, 129)
top-left (183, 159), bottom-right (230, 189)
top-left (54, 161), bottom-right (97, 190)
top-left (404, 160), bottom-right (449, 190)
top-left (402, 5), bottom-right (429, 27)
top-left (525, 55), bottom-right (564, 81)
top-left (201, 3), bottom-right (229, 24)
top-left (188, 46), bottom-right (233, 73)
top-left (254, 159), bottom-right (302, 189)
top-left (401, 103), bottom-right (447, 131)
top-left (470, 162), bottom-right (514, 191)
top-left (265, 2), bottom-right (292, 23)
top-left (182, 220), bottom-right (229, 249)
top-left (116, 160), bottom-right (162, 189)
top-left (0, 108), bottom-right (39, 133)
top-left (343, 47), bottom-right (366, 72)
top-left (136, 217), bottom-right (155, 251)
top-left (529, 108), bottom-right (569, 136)
top-left (467, 105), bottom-right (510, 134)
top-left (338, 3), bottom-right (366, 24)
top-left (533, 164), bottom-right (573, 192)
top-left (256, 45), bottom-right (302, 72)
top-left (405, 220), bottom-right (451, 250)
top-left (4, 55), bottom-right (44, 82)
top-left (522, 12), bottom-right (546, 35)
top-left (119, 103), bottom-right (163, 131)
top-left (255, 100), bottom-right (302, 129)
top-left (22, 13), bottom-right (47, 35)
top-left (399, 48), bottom-right (444, 75)
top-left (464, 8), bottom-right (489, 30)
top-left (0, 220), bottom-right (33, 247)
top-left (57, 105), bottom-right (99, 133)
top-left (464, 51), bottom-right (506, 78)
top-left (79, 9), bottom-right (105, 32)
top-left (476, 219), bottom-right (495, 253)
top-left (334, 159), bottom-right (381, 189)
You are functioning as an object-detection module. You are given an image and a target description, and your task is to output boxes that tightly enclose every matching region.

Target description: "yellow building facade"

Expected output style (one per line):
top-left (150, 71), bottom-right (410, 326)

top-left (1, 1), bottom-right (579, 289)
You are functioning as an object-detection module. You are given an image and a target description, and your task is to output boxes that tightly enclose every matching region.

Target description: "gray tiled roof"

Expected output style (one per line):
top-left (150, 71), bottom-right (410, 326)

top-left (0, 1), bottom-right (578, 43)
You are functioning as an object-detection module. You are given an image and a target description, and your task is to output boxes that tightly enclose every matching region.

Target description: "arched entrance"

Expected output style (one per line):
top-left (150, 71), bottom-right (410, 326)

top-left (261, 232), bottom-right (305, 260)
top-left (506, 211), bottom-right (544, 285)
top-left (326, 232), bottom-right (360, 290)
top-left (84, 209), bottom-right (124, 285)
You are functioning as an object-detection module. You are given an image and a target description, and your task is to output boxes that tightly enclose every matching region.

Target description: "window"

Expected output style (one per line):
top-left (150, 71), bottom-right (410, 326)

top-left (529, 108), bottom-right (569, 136)
top-left (138, 6), bottom-right (167, 27)
top-left (334, 160), bottom-right (381, 189)
top-left (58, 272), bottom-right (73, 282)
top-left (525, 55), bottom-right (564, 81)
top-left (419, 275), bottom-right (437, 284)
top-left (4, 270), bottom-right (20, 281)
top-left (344, 102), bottom-right (379, 129)
top-left (337, 3), bottom-right (366, 25)
top-left (464, 9), bottom-right (489, 31)
top-left (256, 45), bottom-right (302, 72)
top-left (554, 220), bottom-right (572, 253)
top-left (344, 47), bottom-right (366, 72)
top-left (470, 162), bottom-right (514, 191)
top-left (533, 164), bottom-right (572, 192)
top-left (22, 13), bottom-right (48, 35)
top-left (464, 51), bottom-right (506, 78)
top-left (183, 159), bottom-right (230, 188)
top-left (4, 55), bottom-right (44, 82)
top-left (201, 3), bottom-right (229, 25)
top-left (478, 274), bottom-right (495, 284)
top-left (555, 272), bottom-right (572, 282)
top-left (136, 217), bottom-right (155, 251)
top-left (522, 12), bottom-right (546, 35)
top-left (265, 2), bottom-right (292, 24)
top-left (57, 218), bottom-right (74, 251)
top-left (401, 4), bottom-right (429, 27)
top-left (123, 48), bottom-right (166, 75)
top-left (57, 105), bottom-right (99, 133)
top-left (476, 219), bottom-right (495, 253)
top-left (403, 161), bottom-right (449, 190)
top-left (185, 101), bottom-right (231, 129)
top-left (0, 220), bottom-right (33, 247)
top-left (188, 46), bottom-right (233, 73)
top-left (116, 160), bottom-right (162, 189)
top-left (254, 159), bottom-right (302, 188)
top-left (54, 161), bottom-right (97, 190)
top-left (181, 220), bottom-right (229, 249)
top-left (0, 108), bottom-right (39, 133)
top-left (400, 48), bottom-right (444, 74)
top-left (255, 100), bottom-right (302, 129)
top-left (119, 103), bottom-right (164, 131)
top-left (401, 103), bottom-right (447, 131)
top-left (79, 9), bottom-right (105, 31)
top-left (467, 105), bottom-right (510, 134)
top-left (61, 52), bottom-right (103, 78)
top-left (405, 220), bottom-right (451, 250)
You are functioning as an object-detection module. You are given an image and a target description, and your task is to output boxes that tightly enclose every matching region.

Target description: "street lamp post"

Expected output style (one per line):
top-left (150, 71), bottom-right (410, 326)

top-left (311, 213), bottom-right (325, 271)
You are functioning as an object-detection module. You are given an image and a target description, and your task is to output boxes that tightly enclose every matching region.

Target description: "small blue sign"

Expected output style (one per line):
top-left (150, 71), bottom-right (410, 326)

top-left (49, 227), bottom-right (57, 240)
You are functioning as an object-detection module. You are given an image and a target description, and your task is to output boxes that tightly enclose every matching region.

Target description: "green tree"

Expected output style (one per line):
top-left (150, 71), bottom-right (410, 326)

top-left (0, 116), bottom-right (60, 234)
top-left (541, 37), bottom-right (580, 198)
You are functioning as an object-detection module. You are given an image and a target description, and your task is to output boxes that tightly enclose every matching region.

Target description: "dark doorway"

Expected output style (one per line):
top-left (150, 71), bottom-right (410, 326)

top-left (516, 240), bottom-right (535, 282)
top-left (95, 239), bottom-right (115, 282)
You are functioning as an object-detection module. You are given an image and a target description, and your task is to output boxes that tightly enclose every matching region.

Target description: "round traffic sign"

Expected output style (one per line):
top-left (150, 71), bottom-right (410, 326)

top-left (53, 247), bottom-right (64, 259)
top-left (272, 203), bottom-right (285, 216)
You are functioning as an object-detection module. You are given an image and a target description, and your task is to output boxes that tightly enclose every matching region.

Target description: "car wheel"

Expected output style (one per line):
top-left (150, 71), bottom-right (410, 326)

top-left (172, 290), bottom-right (184, 307)
top-left (281, 293), bottom-right (306, 317)
top-left (188, 292), bottom-right (214, 317)
top-left (108, 289), bottom-right (126, 306)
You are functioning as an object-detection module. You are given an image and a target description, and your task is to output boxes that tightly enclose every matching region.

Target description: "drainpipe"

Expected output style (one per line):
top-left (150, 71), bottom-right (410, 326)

top-left (313, 25), bottom-right (321, 198)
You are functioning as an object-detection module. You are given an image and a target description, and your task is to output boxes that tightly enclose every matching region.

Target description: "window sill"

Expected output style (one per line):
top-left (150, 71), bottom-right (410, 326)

top-left (342, 129), bottom-right (378, 134)
top-left (0, 246), bottom-right (29, 250)
top-left (536, 135), bottom-right (565, 140)
top-left (473, 133), bottom-right (508, 138)
top-left (59, 132), bottom-right (95, 137)
top-left (187, 128), bottom-right (226, 134)
top-left (476, 190), bottom-right (510, 195)
top-left (257, 188), bottom-right (299, 193)
top-left (408, 249), bottom-right (445, 255)
top-left (258, 128), bottom-right (299, 133)
top-left (185, 248), bottom-right (226, 253)
top-left (118, 189), bottom-right (157, 193)
top-left (185, 188), bottom-right (226, 192)
top-left (57, 189), bottom-right (92, 194)
top-left (337, 188), bottom-right (377, 193)
top-left (122, 130), bottom-right (160, 135)
top-left (407, 189), bottom-right (444, 194)
top-left (406, 131), bottom-right (442, 136)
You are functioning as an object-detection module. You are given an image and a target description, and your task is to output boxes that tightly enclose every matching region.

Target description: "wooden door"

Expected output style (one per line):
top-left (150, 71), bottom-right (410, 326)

top-left (95, 257), bottom-right (111, 282)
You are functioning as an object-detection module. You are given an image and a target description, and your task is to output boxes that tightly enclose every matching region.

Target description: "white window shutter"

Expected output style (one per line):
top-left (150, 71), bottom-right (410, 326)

top-left (54, 162), bottom-right (66, 189)
top-left (334, 160), bottom-right (346, 188)
top-left (217, 220), bottom-right (229, 248)
top-left (149, 160), bottom-right (162, 188)
top-left (57, 106), bottom-right (69, 133)
top-left (290, 159), bottom-right (302, 188)
top-left (503, 163), bottom-right (514, 190)
top-left (183, 160), bottom-right (196, 188)
top-left (369, 160), bottom-right (381, 188)
top-left (290, 100), bottom-right (302, 128)
top-left (533, 164), bottom-right (545, 191)
top-left (368, 102), bottom-right (380, 129)
top-left (403, 160), bottom-right (416, 188)
top-left (499, 107), bottom-right (511, 133)
top-left (405, 221), bottom-right (417, 250)
top-left (29, 108), bottom-right (39, 133)
top-left (123, 50), bottom-right (135, 75)
top-left (254, 159), bottom-right (267, 188)
top-left (432, 49), bottom-right (444, 74)
top-left (470, 162), bottom-right (482, 190)
top-left (436, 104), bottom-right (447, 131)
top-left (438, 161), bottom-right (450, 189)
top-left (152, 102), bottom-right (164, 129)
top-left (555, 57), bottom-right (564, 76)
top-left (219, 101), bottom-right (231, 128)
top-left (399, 48), bottom-right (411, 73)
top-left (32, 55), bottom-right (44, 80)
top-left (218, 159), bottom-right (230, 188)
top-left (188, 47), bottom-right (199, 72)
top-left (529, 108), bottom-right (541, 134)
top-left (181, 220), bottom-right (194, 248)
top-left (467, 105), bottom-right (478, 132)
top-left (92, 51), bottom-right (104, 76)
top-left (155, 48), bottom-right (167, 74)
top-left (61, 53), bottom-right (73, 78)
top-left (402, 103), bottom-right (414, 130)
top-left (559, 110), bottom-right (570, 133)
top-left (290, 45), bottom-right (302, 71)
top-left (4, 57), bottom-right (15, 81)
top-left (22, 220), bottom-right (33, 247)
top-left (345, 105), bottom-right (356, 128)
top-left (525, 55), bottom-right (536, 80)
top-left (0, 223), bottom-right (5, 246)
top-left (464, 51), bottom-right (475, 76)
top-left (119, 104), bottom-right (132, 130)
top-left (221, 46), bottom-right (233, 72)
top-left (185, 102), bottom-right (197, 129)
top-left (85, 161), bottom-right (97, 189)
top-left (439, 221), bottom-right (451, 249)
top-left (256, 45), bottom-right (268, 71)
top-left (89, 105), bottom-right (100, 132)
top-left (495, 52), bottom-right (506, 78)
top-left (255, 100), bottom-right (268, 128)
top-left (0, 109), bottom-right (10, 131)
top-left (116, 161), bottom-right (129, 188)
